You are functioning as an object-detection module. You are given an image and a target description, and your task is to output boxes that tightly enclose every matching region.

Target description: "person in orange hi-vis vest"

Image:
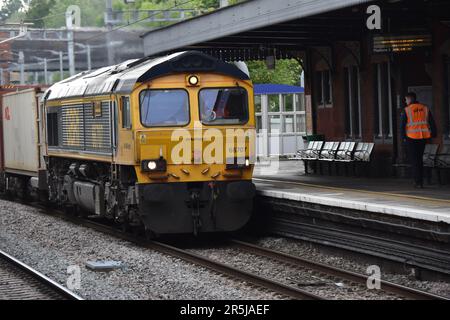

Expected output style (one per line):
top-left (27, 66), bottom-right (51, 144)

top-left (400, 92), bottom-right (437, 188)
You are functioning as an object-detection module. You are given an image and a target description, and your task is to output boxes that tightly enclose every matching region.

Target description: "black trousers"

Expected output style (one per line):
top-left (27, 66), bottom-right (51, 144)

top-left (406, 138), bottom-right (426, 186)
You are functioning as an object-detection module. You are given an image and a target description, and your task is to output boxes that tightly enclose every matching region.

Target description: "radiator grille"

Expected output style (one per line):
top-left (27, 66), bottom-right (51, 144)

top-left (57, 102), bottom-right (112, 154)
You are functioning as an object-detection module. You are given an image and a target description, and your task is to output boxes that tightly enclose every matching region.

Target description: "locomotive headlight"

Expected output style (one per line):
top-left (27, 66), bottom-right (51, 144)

top-left (245, 159), bottom-right (250, 167)
top-left (187, 75), bottom-right (200, 86)
top-left (142, 158), bottom-right (167, 172)
top-left (147, 161), bottom-right (157, 170)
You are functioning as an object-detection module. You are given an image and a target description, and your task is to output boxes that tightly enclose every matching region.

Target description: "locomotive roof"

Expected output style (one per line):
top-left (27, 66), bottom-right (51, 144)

top-left (43, 51), bottom-right (250, 102)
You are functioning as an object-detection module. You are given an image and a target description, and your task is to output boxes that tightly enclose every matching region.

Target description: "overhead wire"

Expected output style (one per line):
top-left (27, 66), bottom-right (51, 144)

top-left (84, 0), bottom-right (196, 42)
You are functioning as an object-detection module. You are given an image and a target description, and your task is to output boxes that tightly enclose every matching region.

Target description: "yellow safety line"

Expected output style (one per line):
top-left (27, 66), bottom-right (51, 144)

top-left (253, 178), bottom-right (450, 205)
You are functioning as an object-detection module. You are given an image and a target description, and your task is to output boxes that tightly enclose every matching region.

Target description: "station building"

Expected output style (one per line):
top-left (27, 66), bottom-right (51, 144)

top-left (254, 84), bottom-right (306, 157)
top-left (141, 0), bottom-right (450, 180)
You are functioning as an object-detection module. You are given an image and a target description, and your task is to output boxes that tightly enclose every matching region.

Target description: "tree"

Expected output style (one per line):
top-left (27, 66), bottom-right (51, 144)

top-left (21, 0), bottom-right (247, 29)
top-left (0, 0), bottom-right (25, 23)
top-left (247, 59), bottom-right (302, 86)
top-left (25, 0), bottom-right (106, 28)
top-left (25, 0), bottom-right (56, 28)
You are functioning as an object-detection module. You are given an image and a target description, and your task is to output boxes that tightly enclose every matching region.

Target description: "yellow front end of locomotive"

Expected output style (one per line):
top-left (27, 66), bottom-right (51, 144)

top-left (128, 73), bottom-right (256, 184)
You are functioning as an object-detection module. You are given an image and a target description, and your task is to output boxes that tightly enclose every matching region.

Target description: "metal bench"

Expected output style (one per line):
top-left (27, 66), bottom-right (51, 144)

top-left (318, 142), bottom-right (340, 175)
top-left (335, 142), bottom-right (357, 175)
top-left (423, 144), bottom-right (439, 184)
top-left (295, 141), bottom-right (314, 159)
top-left (436, 145), bottom-right (450, 184)
top-left (335, 142), bottom-right (356, 162)
top-left (298, 141), bottom-right (324, 174)
top-left (352, 142), bottom-right (375, 176)
top-left (353, 142), bottom-right (374, 162)
top-left (319, 142), bottom-right (340, 161)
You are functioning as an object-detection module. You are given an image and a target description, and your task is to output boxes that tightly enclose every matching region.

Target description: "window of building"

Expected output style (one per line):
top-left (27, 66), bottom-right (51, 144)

top-left (255, 94), bottom-right (263, 134)
top-left (323, 71), bottom-right (332, 105)
top-left (296, 114), bottom-right (306, 134)
top-left (256, 115), bottom-right (263, 134)
top-left (266, 93), bottom-right (307, 135)
top-left (269, 115), bottom-right (281, 133)
top-left (296, 94), bottom-right (305, 112)
top-left (374, 62), bottom-right (393, 139)
top-left (284, 115), bottom-right (295, 133)
top-left (283, 94), bottom-right (294, 112)
top-left (445, 57), bottom-right (450, 138)
top-left (122, 96), bottom-right (132, 129)
top-left (344, 65), bottom-right (362, 138)
top-left (315, 70), bottom-right (333, 108)
top-left (269, 94), bottom-right (280, 112)
top-left (255, 95), bottom-right (262, 113)
top-left (255, 92), bottom-right (306, 135)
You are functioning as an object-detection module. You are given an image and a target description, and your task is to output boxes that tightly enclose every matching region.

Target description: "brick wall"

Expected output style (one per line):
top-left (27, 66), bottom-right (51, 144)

top-left (305, 19), bottom-right (449, 179)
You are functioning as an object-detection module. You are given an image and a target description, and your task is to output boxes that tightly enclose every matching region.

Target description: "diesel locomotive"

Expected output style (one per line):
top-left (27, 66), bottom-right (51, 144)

top-left (0, 51), bottom-right (256, 236)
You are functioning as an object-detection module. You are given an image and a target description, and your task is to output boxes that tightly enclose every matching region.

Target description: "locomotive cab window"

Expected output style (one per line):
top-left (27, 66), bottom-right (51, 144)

top-left (199, 87), bottom-right (249, 125)
top-left (140, 89), bottom-right (189, 127)
top-left (121, 96), bottom-right (131, 129)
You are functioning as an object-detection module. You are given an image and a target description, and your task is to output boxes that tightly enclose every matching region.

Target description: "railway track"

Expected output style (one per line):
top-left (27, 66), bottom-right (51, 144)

top-left (254, 178), bottom-right (450, 277)
top-left (148, 240), bottom-right (323, 300)
top-left (43, 210), bottom-right (323, 300)
top-left (21, 203), bottom-right (447, 300)
top-left (229, 239), bottom-right (446, 300)
top-left (0, 249), bottom-right (82, 300)
top-left (271, 218), bottom-right (450, 275)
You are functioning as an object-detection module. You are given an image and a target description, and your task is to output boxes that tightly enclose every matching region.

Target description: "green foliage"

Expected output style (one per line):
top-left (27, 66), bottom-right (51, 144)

top-left (25, 0), bottom-right (56, 28)
top-left (21, 0), bottom-right (247, 28)
top-left (247, 59), bottom-right (302, 86)
top-left (0, 0), bottom-right (24, 23)
top-left (25, 0), bottom-right (107, 28)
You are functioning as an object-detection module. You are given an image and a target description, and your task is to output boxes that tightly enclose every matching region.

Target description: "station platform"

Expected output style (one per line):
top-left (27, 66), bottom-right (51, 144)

top-left (252, 160), bottom-right (450, 275)
top-left (254, 160), bottom-right (450, 225)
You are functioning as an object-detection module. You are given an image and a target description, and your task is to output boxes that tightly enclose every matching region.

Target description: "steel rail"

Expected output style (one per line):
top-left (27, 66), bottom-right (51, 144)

top-left (147, 241), bottom-right (325, 300)
top-left (271, 217), bottom-right (450, 275)
top-left (0, 248), bottom-right (83, 300)
top-left (231, 239), bottom-right (448, 300)
top-left (31, 206), bottom-right (324, 300)
top-left (3, 200), bottom-right (447, 300)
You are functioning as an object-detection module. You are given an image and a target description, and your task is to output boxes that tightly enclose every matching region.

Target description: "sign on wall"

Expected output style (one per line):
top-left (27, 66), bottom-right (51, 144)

top-left (373, 34), bottom-right (432, 53)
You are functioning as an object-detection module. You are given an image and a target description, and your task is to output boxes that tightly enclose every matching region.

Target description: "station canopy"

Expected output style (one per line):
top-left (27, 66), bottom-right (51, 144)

top-left (141, 0), bottom-right (450, 61)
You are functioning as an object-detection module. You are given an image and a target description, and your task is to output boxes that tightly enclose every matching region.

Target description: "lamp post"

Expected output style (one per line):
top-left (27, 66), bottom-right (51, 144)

top-left (59, 51), bottom-right (64, 79)
top-left (18, 51), bottom-right (25, 85)
top-left (66, 8), bottom-right (76, 76)
top-left (105, 0), bottom-right (114, 65)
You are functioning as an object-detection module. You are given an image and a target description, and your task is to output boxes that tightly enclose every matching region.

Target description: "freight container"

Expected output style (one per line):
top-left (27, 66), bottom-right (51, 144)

top-left (1, 88), bottom-right (45, 177)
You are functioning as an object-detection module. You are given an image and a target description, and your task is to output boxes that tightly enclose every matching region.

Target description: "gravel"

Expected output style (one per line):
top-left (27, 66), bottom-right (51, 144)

top-left (253, 237), bottom-right (450, 298)
top-left (2, 198), bottom-right (448, 300)
top-left (0, 199), bottom-right (282, 300)
top-left (189, 246), bottom-right (402, 300)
